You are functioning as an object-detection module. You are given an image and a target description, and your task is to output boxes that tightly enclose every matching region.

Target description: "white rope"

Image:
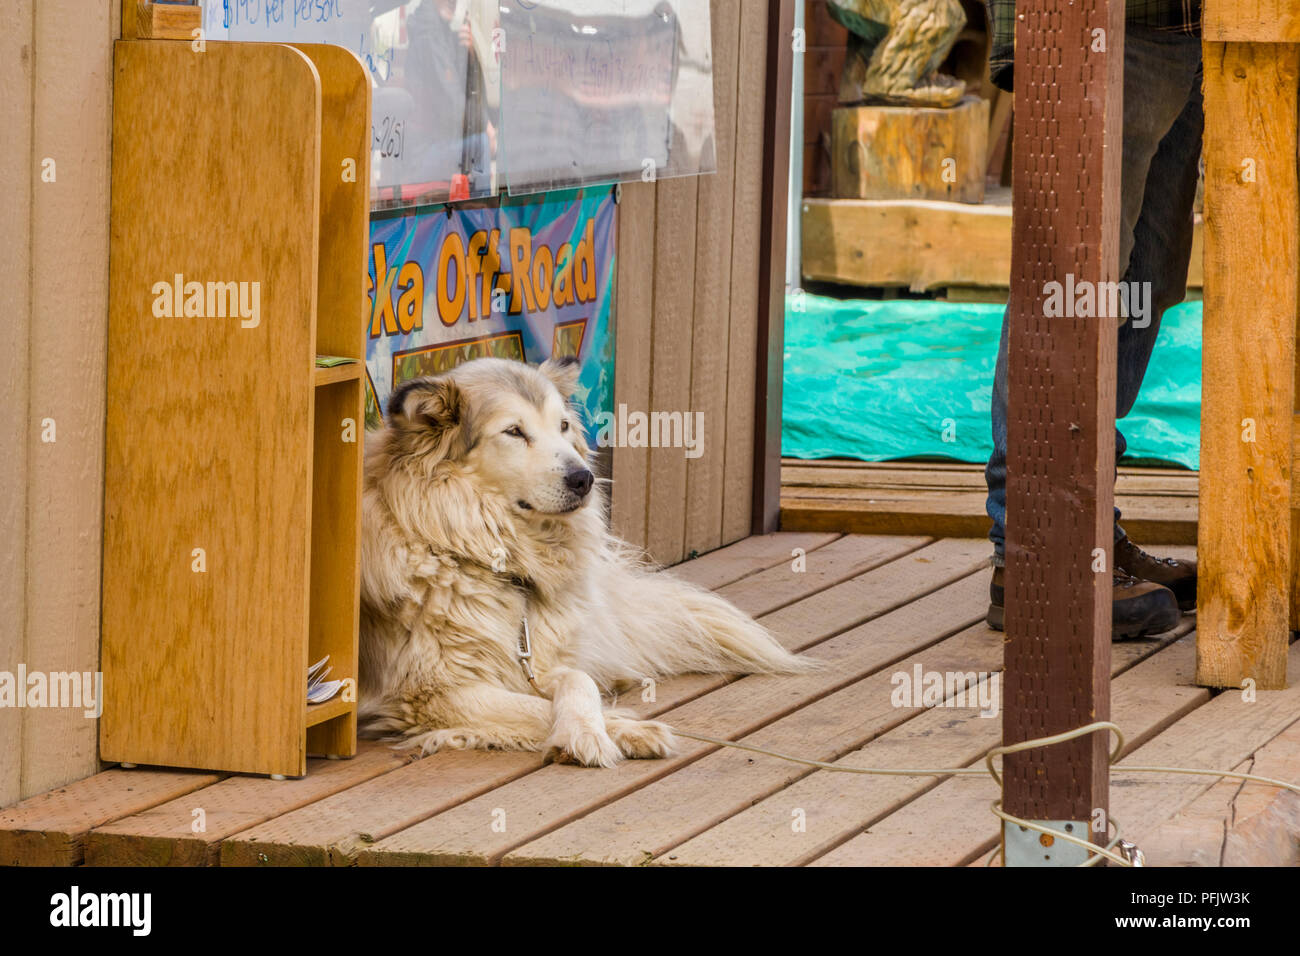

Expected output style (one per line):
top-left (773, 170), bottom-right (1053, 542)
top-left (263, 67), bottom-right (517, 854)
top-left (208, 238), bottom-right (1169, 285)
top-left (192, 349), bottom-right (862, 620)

top-left (671, 719), bottom-right (1300, 867)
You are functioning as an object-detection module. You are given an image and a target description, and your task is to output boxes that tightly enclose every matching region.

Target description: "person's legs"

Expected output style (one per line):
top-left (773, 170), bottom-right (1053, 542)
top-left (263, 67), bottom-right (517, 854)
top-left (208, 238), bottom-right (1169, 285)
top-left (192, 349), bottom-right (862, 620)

top-left (1113, 52), bottom-right (1204, 539)
top-left (986, 26), bottom-right (1203, 564)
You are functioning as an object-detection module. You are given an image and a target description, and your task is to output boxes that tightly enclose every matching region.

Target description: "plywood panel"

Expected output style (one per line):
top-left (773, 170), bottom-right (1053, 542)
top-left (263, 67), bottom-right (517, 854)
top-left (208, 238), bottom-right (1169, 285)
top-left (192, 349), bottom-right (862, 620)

top-left (306, 381), bottom-right (362, 758)
top-left (292, 43), bottom-right (370, 360)
top-left (22, 0), bottom-right (116, 798)
top-left (293, 41), bottom-right (369, 762)
top-left (0, 0), bottom-right (34, 810)
top-left (100, 41), bottom-right (322, 776)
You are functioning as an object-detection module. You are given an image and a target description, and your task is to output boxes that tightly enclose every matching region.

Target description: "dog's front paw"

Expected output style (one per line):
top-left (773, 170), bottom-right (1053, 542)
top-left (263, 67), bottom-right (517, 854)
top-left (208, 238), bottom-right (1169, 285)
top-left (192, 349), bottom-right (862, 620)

top-left (544, 716), bottom-right (621, 768)
top-left (398, 727), bottom-right (477, 756)
top-left (605, 716), bottom-right (678, 759)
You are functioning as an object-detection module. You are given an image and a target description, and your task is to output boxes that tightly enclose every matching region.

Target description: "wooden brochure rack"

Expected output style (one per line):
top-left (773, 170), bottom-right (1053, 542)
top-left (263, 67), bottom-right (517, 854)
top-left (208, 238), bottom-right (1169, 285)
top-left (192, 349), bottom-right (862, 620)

top-left (100, 39), bottom-right (371, 777)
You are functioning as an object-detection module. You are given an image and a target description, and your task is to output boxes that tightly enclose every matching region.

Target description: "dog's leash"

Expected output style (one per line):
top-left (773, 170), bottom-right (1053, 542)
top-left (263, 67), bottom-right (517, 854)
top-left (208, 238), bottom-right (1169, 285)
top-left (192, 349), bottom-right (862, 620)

top-left (516, 615), bottom-right (550, 698)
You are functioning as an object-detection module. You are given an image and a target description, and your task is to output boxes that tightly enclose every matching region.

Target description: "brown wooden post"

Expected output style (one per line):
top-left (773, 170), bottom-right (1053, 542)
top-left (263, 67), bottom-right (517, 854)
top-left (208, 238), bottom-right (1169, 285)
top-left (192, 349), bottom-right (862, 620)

top-left (1001, 1), bottom-right (1123, 862)
top-left (752, 0), bottom-right (795, 535)
top-left (1197, 2), bottom-right (1298, 691)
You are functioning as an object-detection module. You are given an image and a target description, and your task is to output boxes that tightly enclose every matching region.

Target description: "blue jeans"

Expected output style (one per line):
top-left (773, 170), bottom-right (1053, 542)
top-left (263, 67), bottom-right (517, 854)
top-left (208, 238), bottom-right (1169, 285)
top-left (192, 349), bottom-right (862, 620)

top-left (985, 26), bottom-right (1204, 565)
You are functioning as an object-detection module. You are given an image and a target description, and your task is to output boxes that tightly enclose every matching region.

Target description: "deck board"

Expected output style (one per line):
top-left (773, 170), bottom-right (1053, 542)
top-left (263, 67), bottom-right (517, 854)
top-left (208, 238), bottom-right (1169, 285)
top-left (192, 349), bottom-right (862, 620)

top-left (85, 741), bottom-right (412, 866)
top-left (781, 460), bottom-right (1198, 544)
top-left (504, 616), bottom-right (1007, 865)
top-left (0, 767), bottom-right (222, 866)
top-left (665, 530), bottom-right (841, 590)
top-left (1110, 641), bottom-right (1300, 832)
top-left (710, 534), bottom-right (931, 618)
top-left (354, 548), bottom-right (991, 866)
top-left (1140, 719), bottom-right (1300, 866)
top-left (807, 631), bottom-right (1210, 866)
top-left (7, 531), bottom-right (1296, 868)
top-left (220, 749), bottom-right (543, 867)
top-left (664, 620), bottom-right (1198, 867)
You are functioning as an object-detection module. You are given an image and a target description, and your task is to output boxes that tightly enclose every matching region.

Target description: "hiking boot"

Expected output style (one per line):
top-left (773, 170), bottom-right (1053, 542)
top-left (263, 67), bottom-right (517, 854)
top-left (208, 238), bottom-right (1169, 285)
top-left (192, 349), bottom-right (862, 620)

top-left (1114, 535), bottom-right (1197, 611)
top-left (986, 565), bottom-right (1181, 639)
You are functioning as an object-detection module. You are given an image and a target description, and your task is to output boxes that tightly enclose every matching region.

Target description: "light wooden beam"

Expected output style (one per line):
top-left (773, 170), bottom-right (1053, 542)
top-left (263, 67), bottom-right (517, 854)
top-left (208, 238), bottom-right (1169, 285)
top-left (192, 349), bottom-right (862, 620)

top-left (1197, 40), bottom-right (1299, 690)
top-left (1204, 0), bottom-right (1300, 44)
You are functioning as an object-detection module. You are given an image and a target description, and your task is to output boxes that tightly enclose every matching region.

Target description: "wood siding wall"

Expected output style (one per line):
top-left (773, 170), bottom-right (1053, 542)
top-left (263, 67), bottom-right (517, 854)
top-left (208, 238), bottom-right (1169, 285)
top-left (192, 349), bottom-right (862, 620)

top-left (610, 0), bottom-right (774, 566)
top-left (1, 1), bottom-right (119, 806)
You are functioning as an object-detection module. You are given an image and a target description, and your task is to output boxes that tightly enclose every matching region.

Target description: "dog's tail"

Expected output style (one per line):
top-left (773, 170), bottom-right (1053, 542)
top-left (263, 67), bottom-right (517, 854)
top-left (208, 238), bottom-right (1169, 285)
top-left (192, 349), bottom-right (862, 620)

top-left (597, 558), bottom-right (819, 678)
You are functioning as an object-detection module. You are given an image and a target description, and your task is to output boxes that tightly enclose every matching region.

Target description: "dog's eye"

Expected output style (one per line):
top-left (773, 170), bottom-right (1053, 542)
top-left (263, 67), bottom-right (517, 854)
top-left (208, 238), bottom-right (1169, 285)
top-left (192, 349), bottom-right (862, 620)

top-left (504, 425), bottom-right (526, 439)
top-left (560, 420), bottom-right (570, 432)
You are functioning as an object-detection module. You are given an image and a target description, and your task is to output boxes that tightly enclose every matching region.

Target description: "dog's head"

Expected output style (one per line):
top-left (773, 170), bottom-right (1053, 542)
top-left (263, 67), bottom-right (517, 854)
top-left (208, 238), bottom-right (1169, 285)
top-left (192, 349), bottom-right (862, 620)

top-left (384, 357), bottom-right (595, 516)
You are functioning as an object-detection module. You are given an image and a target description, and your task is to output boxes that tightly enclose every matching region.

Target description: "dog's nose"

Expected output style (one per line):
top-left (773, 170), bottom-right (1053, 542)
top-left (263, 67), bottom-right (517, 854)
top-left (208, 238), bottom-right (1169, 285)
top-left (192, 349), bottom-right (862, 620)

top-left (564, 467), bottom-right (594, 496)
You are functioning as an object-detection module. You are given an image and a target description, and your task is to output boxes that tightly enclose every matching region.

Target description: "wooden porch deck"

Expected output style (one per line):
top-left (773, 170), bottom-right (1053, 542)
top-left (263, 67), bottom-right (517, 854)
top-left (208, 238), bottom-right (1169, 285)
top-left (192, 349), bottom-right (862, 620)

top-left (3, 532), bottom-right (1298, 867)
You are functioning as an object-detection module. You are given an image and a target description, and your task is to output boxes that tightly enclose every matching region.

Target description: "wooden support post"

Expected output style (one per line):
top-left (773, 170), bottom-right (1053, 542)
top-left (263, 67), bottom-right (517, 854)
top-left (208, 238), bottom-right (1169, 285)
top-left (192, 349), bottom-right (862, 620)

top-left (752, 0), bottom-right (795, 535)
top-left (1001, 1), bottom-right (1123, 859)
top-left (1197, 8), bottom-right (1299, 691)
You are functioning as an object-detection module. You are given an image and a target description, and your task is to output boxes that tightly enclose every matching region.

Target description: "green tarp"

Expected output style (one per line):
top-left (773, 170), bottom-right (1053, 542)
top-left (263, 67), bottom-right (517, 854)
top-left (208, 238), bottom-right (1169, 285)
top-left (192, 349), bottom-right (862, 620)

top-left (782, 293), bottom-right (1202, 470)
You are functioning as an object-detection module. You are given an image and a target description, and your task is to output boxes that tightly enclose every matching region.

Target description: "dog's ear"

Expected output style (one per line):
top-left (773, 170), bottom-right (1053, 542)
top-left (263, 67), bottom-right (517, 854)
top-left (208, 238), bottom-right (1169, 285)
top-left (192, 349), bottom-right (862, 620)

top-left (389, 375), bottom-right (463, 433)
top-left (539, 356), bottom-right (581, 398)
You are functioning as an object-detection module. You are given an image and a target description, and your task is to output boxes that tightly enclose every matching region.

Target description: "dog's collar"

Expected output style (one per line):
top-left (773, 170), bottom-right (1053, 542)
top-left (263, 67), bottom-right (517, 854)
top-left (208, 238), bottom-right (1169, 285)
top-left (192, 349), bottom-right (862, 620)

top-left (434, 545), bottom-right (537, 595)
top-left (508, 574), bottom-right (536, 593)
top-left (504, 572), bottom-right (546, 697)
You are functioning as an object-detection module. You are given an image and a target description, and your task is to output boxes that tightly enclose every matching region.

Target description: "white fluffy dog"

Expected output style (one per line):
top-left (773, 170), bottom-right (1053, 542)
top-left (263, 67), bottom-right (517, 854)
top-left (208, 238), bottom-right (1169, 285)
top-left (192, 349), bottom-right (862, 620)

top-left (357, 357), bottom-right (810, 767)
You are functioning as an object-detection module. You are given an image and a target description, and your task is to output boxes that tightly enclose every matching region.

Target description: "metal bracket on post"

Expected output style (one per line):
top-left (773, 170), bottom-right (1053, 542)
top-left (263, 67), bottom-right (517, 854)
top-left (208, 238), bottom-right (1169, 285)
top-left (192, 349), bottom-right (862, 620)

top-left (1003, 821), bottom-right (1092, 867)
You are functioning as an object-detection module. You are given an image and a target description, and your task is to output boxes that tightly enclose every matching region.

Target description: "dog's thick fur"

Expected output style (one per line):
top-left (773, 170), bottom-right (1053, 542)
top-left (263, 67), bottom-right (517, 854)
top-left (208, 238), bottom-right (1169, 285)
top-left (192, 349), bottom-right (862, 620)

top-left (358, 357), bottom-right (811, 767)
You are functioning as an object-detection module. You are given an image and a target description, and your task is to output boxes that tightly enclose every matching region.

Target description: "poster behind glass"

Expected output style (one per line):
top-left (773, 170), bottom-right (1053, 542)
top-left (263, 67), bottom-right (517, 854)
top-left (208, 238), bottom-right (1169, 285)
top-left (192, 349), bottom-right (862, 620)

top-left (496, 0), bottom-right (718, 195)
top-left (202, 1), bottom-right (715, 203)
top-left (203, 0), bottom-right (498, 207)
